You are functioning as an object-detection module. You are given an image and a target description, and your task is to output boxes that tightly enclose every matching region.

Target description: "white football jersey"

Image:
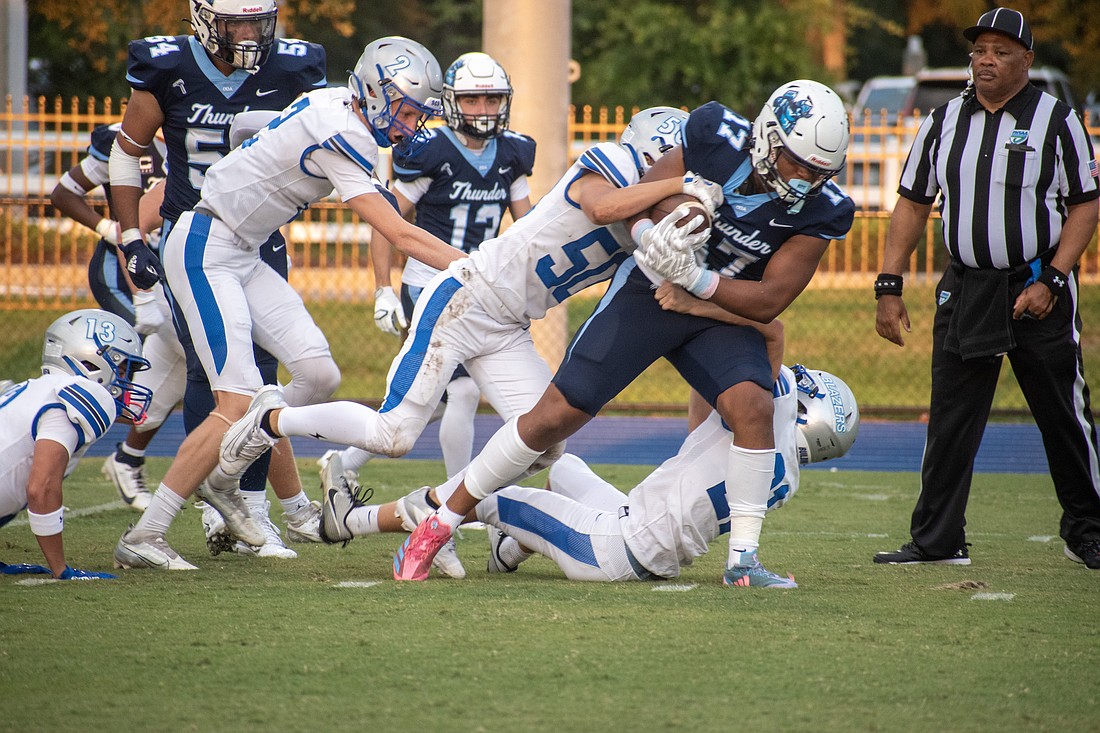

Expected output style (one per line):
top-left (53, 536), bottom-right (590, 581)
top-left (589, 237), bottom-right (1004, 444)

top-left (452, 142), bottom-right (640, 323)
top-left (622, 366), bottom-right (801, 578)
top-left (199, 87), bottom-right (381, 244)
top-left (0, 374), bottom-right (117, 519)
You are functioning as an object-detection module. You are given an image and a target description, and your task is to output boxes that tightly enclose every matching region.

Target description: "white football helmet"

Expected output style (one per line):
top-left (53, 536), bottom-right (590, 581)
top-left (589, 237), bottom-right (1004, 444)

top-left (620, 106), bottom-right (689, 174)
top-left (190, 0), bottom-right (277, 71)
top-left (348, 36), bottom-right (444, 154)
top-left (41, 309), bottom-right (152, 424)
top-left (443, 52), bottom-right (512, 140)
top-left (750, 80), bottom-right (848, 212)
top-left (792, 364), bottom-right (859, 464)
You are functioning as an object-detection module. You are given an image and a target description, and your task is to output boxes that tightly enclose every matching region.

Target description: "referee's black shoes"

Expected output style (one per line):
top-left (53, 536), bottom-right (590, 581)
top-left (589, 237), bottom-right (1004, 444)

top-left (1064, 539), bottom-right (1100, 570)
top-left (873, 541), bottom-right (971, 566)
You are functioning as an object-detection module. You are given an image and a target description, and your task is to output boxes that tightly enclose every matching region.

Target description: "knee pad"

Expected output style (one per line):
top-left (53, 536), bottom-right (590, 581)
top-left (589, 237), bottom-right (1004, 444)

top-left (283, 356), bottom-right (341, 406)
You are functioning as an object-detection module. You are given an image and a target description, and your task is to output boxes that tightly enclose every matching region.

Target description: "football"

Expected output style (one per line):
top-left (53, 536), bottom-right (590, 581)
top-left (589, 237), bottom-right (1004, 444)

top-left (648, 193), bottom-right (712, 235)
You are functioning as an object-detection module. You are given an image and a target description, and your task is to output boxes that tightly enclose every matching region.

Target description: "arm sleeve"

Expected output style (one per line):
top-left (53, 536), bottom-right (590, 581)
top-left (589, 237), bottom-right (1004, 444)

top-left (393, 176), bottom-right (431, 206)
top-left (510, 175), bottom-right (531, 202)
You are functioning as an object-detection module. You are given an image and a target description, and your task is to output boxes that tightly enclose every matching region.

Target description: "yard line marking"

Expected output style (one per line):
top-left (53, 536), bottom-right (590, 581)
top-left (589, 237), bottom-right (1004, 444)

top-left (854, 494), bottom-right (890, 501)
top-left (1027, 535), bottom-right (1055, 543)
top-left (16, 578), bottom-right (59, 586)
top-left (971, 592), bottom-right (1015, 601)
top-left (865, 533), bottom-right (889, 538)
top-left (6, 500), bottom-right (126, 527)
top-left (334, 581), bottom-right (381, 589)
top-left (653, 584), bottom-right (697, 592)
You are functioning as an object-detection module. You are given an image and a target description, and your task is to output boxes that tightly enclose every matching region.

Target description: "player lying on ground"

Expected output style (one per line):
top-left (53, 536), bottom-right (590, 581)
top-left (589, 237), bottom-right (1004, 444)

top-left (0, 310), bottom-right (152, 580)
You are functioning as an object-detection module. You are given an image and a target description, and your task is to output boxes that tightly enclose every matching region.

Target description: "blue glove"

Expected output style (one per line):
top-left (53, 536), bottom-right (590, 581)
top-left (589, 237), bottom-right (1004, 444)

top-left (59, 566), bottom-right (117, 580)
top-left (121, 239), bottom-right (165, 290)
top-left (0, 561), bottom-right (51, 575)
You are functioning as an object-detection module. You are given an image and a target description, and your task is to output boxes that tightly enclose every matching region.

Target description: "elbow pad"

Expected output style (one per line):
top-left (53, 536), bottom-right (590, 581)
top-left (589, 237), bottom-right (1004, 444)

top-left (109, 138), bottom-right (143, 188)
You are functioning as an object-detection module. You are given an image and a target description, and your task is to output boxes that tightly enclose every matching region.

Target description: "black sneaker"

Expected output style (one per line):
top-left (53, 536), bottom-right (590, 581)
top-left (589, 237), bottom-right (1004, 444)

top-left (1064, 539), bottom-right (1100, 570)
top-left (873, 541), bottom-right (971, 565)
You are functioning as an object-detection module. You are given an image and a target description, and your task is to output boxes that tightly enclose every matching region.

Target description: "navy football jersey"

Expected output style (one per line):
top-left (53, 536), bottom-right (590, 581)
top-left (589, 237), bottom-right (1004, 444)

top-left (683, 101), bottom-right (854, 281)
top-left (88, 123), bottom-right (165, 213)
top-left (392, 127), bottom-right (536, 253)
top-left (125, 34), bottom-right (326, 223)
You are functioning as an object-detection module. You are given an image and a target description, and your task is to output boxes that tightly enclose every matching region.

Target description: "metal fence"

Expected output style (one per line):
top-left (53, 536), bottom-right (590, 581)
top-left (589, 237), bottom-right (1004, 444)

top-left (2, 97), bottom-right (1099, 414)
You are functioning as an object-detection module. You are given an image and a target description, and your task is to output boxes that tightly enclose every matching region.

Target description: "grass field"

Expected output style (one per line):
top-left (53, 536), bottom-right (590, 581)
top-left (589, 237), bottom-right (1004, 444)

top-left (1, 457), bottom-right (1095, 733)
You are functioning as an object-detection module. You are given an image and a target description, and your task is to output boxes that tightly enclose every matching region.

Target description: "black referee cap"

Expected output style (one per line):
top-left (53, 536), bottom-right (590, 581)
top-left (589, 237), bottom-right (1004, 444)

top-left (963, 7), bottom-right (1033, 50)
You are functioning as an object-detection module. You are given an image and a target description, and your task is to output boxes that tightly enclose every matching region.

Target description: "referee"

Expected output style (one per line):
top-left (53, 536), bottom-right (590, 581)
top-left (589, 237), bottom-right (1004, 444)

top-left (873, 7), bottom-right (1100, 569)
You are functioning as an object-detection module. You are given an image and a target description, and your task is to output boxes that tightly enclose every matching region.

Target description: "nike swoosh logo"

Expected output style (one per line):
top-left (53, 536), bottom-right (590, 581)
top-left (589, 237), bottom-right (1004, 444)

top-left (271, 242), bottom-right (286, 252)
top-left (769, 218), bottom-right (794, 228)
top-left (498, 166), bottom-right (511, 175)
top-left (256, 89), bottom-right (278, 97)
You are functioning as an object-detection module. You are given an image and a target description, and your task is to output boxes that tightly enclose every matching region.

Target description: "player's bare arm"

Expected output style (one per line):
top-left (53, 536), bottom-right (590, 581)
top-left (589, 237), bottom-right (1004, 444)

top-left (25, 439), bottom-right (70, 577)
top-left (571, 169), bottom-right (682, 225)
top-left (704, 234), bottom-right (828, 323)
top-left (349, 193), bottom-right (464, 272)
top-left (110, 89), bottom-right (164, 233)
top-left (875, 196), bottom-right (933, 346)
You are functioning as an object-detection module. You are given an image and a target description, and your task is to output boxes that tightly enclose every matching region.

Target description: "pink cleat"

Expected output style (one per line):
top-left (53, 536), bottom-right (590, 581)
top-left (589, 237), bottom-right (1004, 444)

top-left (393, 514), bottom-right (454, 581)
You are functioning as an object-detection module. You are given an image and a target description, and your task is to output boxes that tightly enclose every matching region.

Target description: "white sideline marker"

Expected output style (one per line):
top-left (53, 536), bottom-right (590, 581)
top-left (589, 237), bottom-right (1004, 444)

top-left (970, 592), bottom-right (1015, 601)
top-left (653, 584), bottom-right (697, 592)
top-left (334, 581), bottom-right (381, 589)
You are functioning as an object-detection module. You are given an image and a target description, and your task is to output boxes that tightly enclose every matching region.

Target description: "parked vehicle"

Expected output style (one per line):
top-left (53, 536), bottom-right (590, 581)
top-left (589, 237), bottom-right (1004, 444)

top-left (901, 66), bottom-right (1078, 116)
top-left (851, 76), bottom-right (915, 125)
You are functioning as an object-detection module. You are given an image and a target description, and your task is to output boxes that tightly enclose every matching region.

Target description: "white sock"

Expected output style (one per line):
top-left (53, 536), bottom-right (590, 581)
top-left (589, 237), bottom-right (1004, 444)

top-left (439, 377), bottom-right (479, 476)
top-left (435, 507), bottom-right (465, 531)
top-left (130, 485), bottom-right (186, 540)
top-left (277, 401), bottom-right (380, 448)
top-left (464, 418), bottom-right (542, 500)
top-left (340, 446), bottom-right (375, 472)
top-left (119, 442), bottom-right (146, 460)
top-left (499, 535), bottom-right (533, 567)
top-left (279, 491), bottom-right (312, 521)
top-left (726, 444), bottom-right (774, 567)
top-left (346, 504), bottom-right (381, 536)
top-left (243, 492), bottom-right (268, 515)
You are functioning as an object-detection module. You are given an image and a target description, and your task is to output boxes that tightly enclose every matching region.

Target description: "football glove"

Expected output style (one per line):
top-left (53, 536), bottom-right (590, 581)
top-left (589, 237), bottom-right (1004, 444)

top-left (682, 172), bottom-right (724, 216)
top-left (121, 237), bottom-right (164, 290)
top-left (132, 285), bottom-right (168, 336)
top-left (59, 566), bottom-right (117, 580)
top-left (0, 562), bottom-right (51, 575)
top-left (637, 213), bottom-right (719, 299)
top-left (373, 286), bottom-right (408, 336)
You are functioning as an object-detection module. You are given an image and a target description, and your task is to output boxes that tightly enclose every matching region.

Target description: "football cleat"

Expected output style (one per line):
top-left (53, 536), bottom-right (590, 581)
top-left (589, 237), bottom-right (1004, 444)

top-left (393, 515), bottom-right (453, 581)
top-left (218, 385), bottom-right (287, 476)
top-left (722, 550), bottom-right (797, 589)
top-left (487, 528), bottom-right (519, 573)
top-left (195, 480), bottom-right (265, 548)
top-left (235, 500), bottom-right (297, 559)
top-left (317, 449), bottom-right (361, 486)
top-left (285, 500), bottom-right (324, 543)
top-left (114, 528), bottom-right (198, 571)
top-left (198, 501), bottom-right (236, 556)
top-left (873, 541), bottom-right (971, 566)
top-left (101, 448), bottom-right (153, 511)
top-left (395, 487), bottom-right (466, 579)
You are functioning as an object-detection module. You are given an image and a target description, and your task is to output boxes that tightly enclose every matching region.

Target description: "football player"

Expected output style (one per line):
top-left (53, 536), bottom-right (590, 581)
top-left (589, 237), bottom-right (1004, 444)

top-left (389, 80), bottom-right (855, 586)
top-left (324, 51), bottom-right (536, 484)
top-left (108, 0), bottom-right (329, 558)
top-left (50, 125), bottom-right (186, 514)
top-left (217, 106), bottom-right (724, 580)
top-left (112, 36), bottom-right (462, 570)
top-left (0, 310), bottom-right (153, 578)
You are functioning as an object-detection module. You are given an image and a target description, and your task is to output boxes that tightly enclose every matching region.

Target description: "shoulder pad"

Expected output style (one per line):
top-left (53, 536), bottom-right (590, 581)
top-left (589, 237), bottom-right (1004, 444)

top-left (500, 132), bottom-right (537, 176)
top-left (126, 35), bottom-right (191, 89)
top-left (577, 142), bottom-right (638, 188)
top-left (267, 39), bottom-right (328, 86)
top-left (88, 124), bottom-right (121, 161)
top-left (56, 379), bottom-right (116, 448)
top-left (392, 130), bottom-right (444, 179)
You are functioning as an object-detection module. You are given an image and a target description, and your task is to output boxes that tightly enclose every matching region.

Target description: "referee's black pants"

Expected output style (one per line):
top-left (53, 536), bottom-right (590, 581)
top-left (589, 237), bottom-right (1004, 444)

top-left (912, 265), bottom-right (1100, 556)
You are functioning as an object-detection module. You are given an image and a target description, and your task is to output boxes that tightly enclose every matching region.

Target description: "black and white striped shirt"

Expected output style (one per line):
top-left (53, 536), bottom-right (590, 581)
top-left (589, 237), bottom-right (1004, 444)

top-left (898, 83), bottom-right (1099, 269)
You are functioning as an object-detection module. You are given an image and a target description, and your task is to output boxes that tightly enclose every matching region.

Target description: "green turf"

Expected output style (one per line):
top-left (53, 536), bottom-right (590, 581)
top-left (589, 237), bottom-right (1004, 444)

top-left (0, 458), bottom-right (1094, 732)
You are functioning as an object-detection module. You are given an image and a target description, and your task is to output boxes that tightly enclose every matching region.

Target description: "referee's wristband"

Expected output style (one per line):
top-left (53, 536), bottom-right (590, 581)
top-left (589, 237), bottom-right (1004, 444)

top-left (1036, 266), bottom-right (1068, 297)
top-left (874, 272), bottom-right (904, 299)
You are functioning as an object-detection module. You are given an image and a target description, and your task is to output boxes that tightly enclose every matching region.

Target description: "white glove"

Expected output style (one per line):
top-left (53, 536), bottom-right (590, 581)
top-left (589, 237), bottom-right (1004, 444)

top-left (94, 218), bottom-right (121, 246)
top-left (637, 213), bottom-right (719, 299)
top-left (132, 285), bottom-right (167, 336)
top-left (682, 172), bottom-right (724, 216)
top-left (373, 286), bottom-right (407, 336)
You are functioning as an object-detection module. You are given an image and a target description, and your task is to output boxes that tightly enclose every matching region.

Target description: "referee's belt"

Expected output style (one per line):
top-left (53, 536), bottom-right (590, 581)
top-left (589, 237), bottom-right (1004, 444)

top-left (618, 506), bottom-right (666, 581)
top-left (955, 248), bottom-right (1057, 284)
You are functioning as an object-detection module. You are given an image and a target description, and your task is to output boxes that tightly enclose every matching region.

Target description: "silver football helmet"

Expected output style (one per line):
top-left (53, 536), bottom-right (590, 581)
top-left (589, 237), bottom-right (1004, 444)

top-left (620, 106), bottom-right (689, 174)
top-left (190, 0), bottom-right (277, 71)
top-left (443, 52), bottom-right (512, 140)
top-left (348, 36), bottom-right (444, 154)
top-left (41, 309), bottom-right (152, 424)
top-left (750, 80), bottom-right (848, 212)
top-left (792, 364), bottom-right (859, 464)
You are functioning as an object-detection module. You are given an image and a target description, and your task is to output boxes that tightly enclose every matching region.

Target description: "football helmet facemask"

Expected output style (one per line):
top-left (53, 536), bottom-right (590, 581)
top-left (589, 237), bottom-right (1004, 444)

top-left (42, 309), bottom-right (152, 425)
top-left (190, 0), bottom-right (277, 71)
top-left (750, 80), bottom-right (848, 213)
top-left (620, 106), bottom-right (689, 175)
top-left (349, 36), bottom-right (444, 156)
top-left (792, 364), bottom-right (859, 464)
top-left (443, 52), bottom-right (513, 140)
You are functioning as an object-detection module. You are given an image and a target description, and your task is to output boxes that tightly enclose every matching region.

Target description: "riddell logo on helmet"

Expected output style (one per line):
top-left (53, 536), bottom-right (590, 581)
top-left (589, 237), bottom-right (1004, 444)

top-left (806, 154), bottom-right (831, 167)
top-left (241, 5), bottom-right (264, 11)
